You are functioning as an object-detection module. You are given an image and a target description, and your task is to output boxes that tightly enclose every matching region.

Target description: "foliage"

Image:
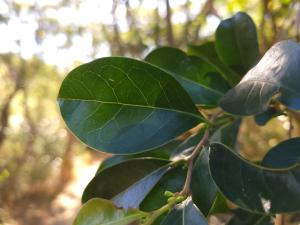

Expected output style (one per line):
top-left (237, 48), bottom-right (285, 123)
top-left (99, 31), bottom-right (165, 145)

top-left (58, 11), bottom-right (300, 224)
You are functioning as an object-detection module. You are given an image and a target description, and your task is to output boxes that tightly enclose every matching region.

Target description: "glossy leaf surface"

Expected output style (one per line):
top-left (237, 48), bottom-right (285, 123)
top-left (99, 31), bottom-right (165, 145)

top-left (215, 12), bottom-right (260, 74)
top-left (209, 143), bottom-right (300, 214)
top-left (58, 57), bottom-right (203, 154)
top-left (161, 198), bottom-right (208, 225)
top-left (74, 198), bottom-right (146, 225)
top-left (188, 42), bottom-right (240, 86)
top-left (82, 158), bottom-right (168, 203)
top-left (145, 47), bottom-right (230, 106)
top-left (220, 40), bottom-right (300, 115)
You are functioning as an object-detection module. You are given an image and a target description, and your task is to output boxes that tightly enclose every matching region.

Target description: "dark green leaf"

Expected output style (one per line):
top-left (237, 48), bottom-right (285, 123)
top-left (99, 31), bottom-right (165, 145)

top-left (227, 209), bottom-right (274, 225)
top-left (73, 198), bottom-right (146, 225)
top-left (112, 164), bottom-right (170, 210)
top-left (188, 42), bottom-right (240, 86)
top-left (254, 107), bottom-right (284, 126)
top-left (211, 119), bottom-right (241, 150)
top-left (209, 143), bottom-right (300, 214)
top-left (145, 47), bottom-right (230, 107)
top-left (58, 57), bottom-right (203, 154)
top-left (97, 140), bottom-right (180, 173)
top-left (262, 137), bottom-right (300, 168)
top-left (82, 158), bottom-right (168, 203)
top-left (161, 197), bottom-right (208, 225)
top-left (220, 40), bottom-right (300, 115)
top-left (140, 167), bottom-right (186, 211)
top-left (215, 12), bottom-right (260, 74)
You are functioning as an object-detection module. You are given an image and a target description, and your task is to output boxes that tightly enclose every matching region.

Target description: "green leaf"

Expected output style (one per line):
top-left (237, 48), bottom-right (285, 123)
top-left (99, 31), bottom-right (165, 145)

top-left (112, 164), bottom-right (170, 210)
top-left (215, 12), bottom-right (260, 74)
top-left (58, 57), bottom-right (204, 154)
top-left (188, 42), bottom-right (241, 86)
top-left (97, 140), bottom-right (180, 173)
top-left (191, 148), bottom-right (218, 216)
top-left (209, 143), bottom-right (300, 214)
top-left (82, 158), bottom-right (169, 203)
top-left (262, 137), bottom-right (300, 168)
top-left (254, 107), bottom-right (284, 126)
top-left (220, 40), bottom-right (300, 115)
top-left (140, 167), bottom-right (186, 212)
top-left (73, 198), bottom-right (146, 225)
top-left (227, 209), bottom-right (274, 225)
top-left (145, 47), bottom-right (230, 107)
top-left (211, 119), bottom-right (241, 150)
top-left (161, 198), bottom-right (208, 225)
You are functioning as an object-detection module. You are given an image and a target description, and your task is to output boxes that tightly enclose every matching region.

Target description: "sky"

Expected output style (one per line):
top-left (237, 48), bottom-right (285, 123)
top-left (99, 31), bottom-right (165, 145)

top-left (0, 0), bottom-right (220, 69)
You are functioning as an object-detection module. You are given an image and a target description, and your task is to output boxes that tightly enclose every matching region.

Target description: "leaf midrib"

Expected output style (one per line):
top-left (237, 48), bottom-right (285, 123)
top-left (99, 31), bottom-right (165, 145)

top-left (58, 97), bottom-right (205, 121)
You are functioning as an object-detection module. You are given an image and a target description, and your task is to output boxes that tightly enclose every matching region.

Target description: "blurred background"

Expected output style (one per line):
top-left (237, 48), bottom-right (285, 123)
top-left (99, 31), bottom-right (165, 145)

top-left (0, 0), bottom-right (299, 224)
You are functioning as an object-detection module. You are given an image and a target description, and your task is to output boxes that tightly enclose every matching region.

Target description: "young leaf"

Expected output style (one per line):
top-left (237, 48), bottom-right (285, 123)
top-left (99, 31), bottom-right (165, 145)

top-left (220, 40), bottom-right (300, 115)
top-left (58, 57), bottom-right (204, 154)
top-left (209, 143), bottom-right (300, 214)
top-left (82, 158), bottom-right (169, 203)
top-left (227, 209), bottom-right (274, 225)
top-left (145, 47), bottom-right (230, 107)
top-left (73, 198), bottom-right (146, 225)
top-left (161, 197), bottom-right (208, 225)
top-left (188, 42), bottom-right (240, 86)
top-left (215, 12), bottom-right (260, 74)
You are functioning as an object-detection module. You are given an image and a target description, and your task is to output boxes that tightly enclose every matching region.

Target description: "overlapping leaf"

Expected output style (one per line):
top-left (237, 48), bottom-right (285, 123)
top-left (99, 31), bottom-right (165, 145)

top-left (58, 57), bottom-right (204, 154)
top-left (215, 12), bottom-right (260, 75)
top-left (227, 209), bottom-right (273, 225)
top-left (220, 40), bottom-right (300, 115)
top-left (209, 142), bottom-right (300, 214)
top-left (254, 107), bottom-right (284, 126)
top-left (161, 198), bottom-right (208, 225)
top-left (145, 47), bottom-right (230, 107)
top-left (74, 198), bottom-right (146, 225)
top-left (82, 158), bottom-right (169, 203)
top-left (188, 42), bottom-right (240, 86)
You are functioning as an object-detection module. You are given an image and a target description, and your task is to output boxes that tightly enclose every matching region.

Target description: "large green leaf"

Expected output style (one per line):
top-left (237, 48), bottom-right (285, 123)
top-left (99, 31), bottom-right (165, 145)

top-left (58, 57), bottom-right (204, 154)
top-left (227, 209), bottom-right (274, 225)
top-left (262, 137), bottom-right (300, 168)
top-left (82, 158), bottom-right (168, 203)
top-left (188, 42), bottom-right (240, 86)
top-left (220, 40), bottom-right (300, 115)
top-left (145, 47), bottom-right (230, 107)
top-left (209, 143), bottom-right (300, 214)
top-left (161, 198), bottom-right (208, 225)
top-left (215, 12), bottom-right (260, 74)
top-left (73, 198), bottom-right (146, 225)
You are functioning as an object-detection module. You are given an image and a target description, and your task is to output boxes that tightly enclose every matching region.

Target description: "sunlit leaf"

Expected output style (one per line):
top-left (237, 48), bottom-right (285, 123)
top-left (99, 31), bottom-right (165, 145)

top-left (209, 143), bottom-right (300, 214)
top-left (215, 12), bottom-right (260, 74)
top-left (145, 47), bottom-right (230, 107)
top-left (73, 198), bottom-right (146, 225)
top-left (58, 57), bottom-right (204, 154)
top-left (220, 40), bottom-right (300, 115)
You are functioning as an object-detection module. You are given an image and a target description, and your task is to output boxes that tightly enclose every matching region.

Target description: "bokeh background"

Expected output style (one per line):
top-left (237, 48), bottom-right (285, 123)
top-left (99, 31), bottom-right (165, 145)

top-left (0, 0), bottom-right (299, 224)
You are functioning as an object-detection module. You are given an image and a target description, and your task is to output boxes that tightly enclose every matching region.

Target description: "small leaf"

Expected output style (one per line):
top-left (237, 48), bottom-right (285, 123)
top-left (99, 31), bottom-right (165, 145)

top-left (254, 107), bottom-right (284, 126)
top-left (188, 42), bottom-right (240, 86)
top-left (262, 137), bottom-right (300, 168)
top-left (145, 47), bottom-right (230, 107)
top-left (209, 143), bottom-right (300, 214)
top-left (215, 12), bottom-right (260, 74)
top-left (58, 57), bottom-right (203, 154)
top-left (73, 198), bottom-right (146, 225)
top-left (220, 40), bottom-right (300, 115)
top-left (161, 197), bottom-right (208, 225)
top-left (227, 209), bottom-right (274, 225)
top-left (82, 158), bottom-right (169, 203)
